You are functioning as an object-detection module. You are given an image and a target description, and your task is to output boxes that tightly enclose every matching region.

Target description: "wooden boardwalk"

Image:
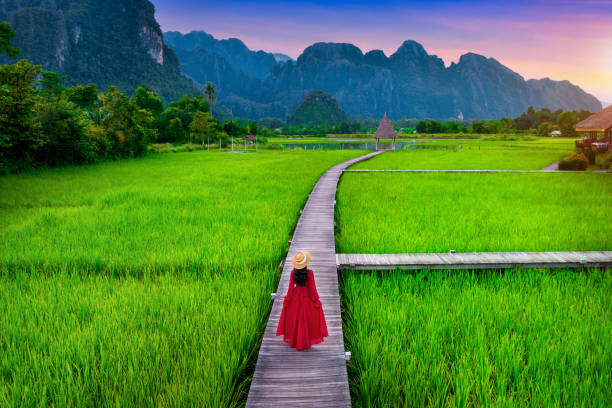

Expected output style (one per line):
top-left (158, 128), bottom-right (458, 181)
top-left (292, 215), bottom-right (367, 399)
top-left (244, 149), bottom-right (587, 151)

top-left (246, 151), bottom-right (382, 407)
top-left (345, 169), bottom-right (611, 173)
top-left (337, 251), bottom-right (612, 270)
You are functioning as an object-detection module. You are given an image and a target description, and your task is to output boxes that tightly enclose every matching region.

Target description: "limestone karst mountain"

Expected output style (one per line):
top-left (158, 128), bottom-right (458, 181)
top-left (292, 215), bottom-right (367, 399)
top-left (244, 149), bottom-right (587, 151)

top-left (0, 0), bottom-right (196, 102)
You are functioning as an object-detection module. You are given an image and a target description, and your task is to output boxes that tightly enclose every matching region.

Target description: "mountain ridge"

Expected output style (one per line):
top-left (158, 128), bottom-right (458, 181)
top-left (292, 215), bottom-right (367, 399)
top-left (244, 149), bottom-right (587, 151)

top-left (0, 2), bottom-right (600, 120)
top-left (164, 30), bottom-right (278, 79)
top-left (0, 0), bottom-right (197, 102)
top-left (166, 31), bottom-right (600, 120)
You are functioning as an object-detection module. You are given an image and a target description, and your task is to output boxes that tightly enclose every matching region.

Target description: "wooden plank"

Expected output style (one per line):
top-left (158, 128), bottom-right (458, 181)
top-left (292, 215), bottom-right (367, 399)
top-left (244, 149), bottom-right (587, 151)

top-left (337, 251), bottom-right (612, 270)
top-left (246, 151), bottom-right (382, 407)
top-left (343, 169), bottom-right (609, 174)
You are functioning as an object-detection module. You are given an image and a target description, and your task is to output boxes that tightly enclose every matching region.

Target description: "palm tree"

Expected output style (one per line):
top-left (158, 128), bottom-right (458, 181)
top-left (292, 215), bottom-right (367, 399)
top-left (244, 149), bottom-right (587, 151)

top-left (204, 82), bottom-right (217, 107)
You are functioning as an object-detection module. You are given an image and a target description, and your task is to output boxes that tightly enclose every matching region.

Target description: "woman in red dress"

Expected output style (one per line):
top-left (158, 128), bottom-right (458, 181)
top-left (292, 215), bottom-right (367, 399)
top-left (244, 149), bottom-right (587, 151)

top-left (276, 251), bottom-right (328, 350)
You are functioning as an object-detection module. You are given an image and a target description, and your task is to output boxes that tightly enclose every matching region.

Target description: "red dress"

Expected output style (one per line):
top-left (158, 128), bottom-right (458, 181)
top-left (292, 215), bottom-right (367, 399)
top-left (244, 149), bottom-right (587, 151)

top-left (276, 268), bottom-right (328, 350)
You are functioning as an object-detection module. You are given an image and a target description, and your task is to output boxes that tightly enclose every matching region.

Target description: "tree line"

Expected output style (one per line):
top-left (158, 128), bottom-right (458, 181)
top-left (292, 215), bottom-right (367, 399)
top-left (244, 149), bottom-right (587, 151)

top-left (258, 106), bottom-right (594, 137)
top-left (0, 22), bottom-right (233, 173)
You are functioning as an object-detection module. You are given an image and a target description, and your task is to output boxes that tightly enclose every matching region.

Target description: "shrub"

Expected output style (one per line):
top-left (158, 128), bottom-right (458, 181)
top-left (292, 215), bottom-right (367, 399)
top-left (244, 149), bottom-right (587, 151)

top-left (558, 152), bottom-right (588, 171)
top-left (574, 146), bottom-right (596, 164)
top-left (594, 152), bottom-right (612, 170)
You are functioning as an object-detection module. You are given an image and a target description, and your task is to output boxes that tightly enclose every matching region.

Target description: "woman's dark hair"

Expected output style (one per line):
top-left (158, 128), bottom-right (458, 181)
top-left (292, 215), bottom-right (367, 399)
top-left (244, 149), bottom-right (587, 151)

top-left (293, 267), bottom-right (308, 286)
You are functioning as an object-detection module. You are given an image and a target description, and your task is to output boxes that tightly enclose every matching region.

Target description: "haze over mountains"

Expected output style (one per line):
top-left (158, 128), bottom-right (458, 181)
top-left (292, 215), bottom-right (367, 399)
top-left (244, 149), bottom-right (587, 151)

top-left (0, 0), bottom-right (601, 120)
top-left (165, 31), bottom-right (601, 120)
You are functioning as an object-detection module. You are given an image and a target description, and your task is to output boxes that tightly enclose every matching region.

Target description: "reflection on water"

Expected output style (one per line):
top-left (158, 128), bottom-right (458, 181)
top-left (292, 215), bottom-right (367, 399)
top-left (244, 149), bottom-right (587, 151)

top-left (279, 140), bottom-right (459, 151)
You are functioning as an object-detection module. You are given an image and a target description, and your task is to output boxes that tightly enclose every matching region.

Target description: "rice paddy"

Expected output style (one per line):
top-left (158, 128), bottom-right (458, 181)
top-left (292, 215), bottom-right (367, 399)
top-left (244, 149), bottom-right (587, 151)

top-left (0, 150), bottom-right (364, 406)
top-left (337, 147), bottom-right (611, 407)
top-left (336, 172), bottom-right (611, 253)
top-left (1, 140), bottom-right (610, 406)
top-left (350, 139), bottom-right (575, 170)
top-left (341, 268), bottom-right (611, 407)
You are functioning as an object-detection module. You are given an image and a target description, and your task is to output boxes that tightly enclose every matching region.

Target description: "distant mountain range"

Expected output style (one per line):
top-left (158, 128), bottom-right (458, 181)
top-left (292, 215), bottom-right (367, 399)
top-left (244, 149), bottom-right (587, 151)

top-left (273, 53), bottom-right (294, 64)
top-left (0, 0), bottom-right (601, 120)
top-left (165, 31), bottom-right (601, 120)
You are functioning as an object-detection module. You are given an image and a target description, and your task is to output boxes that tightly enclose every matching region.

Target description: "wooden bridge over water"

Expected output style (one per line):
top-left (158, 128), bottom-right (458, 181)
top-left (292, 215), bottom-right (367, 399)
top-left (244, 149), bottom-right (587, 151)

top-left (246, 151), bottom-right (611, 407)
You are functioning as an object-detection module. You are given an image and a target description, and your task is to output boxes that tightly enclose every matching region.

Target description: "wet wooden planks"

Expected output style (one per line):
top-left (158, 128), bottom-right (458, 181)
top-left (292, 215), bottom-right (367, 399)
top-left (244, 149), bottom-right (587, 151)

top-left (337, 251), bottom-right (612, 270)
top-left (246, 151), bottom-right (382, 408)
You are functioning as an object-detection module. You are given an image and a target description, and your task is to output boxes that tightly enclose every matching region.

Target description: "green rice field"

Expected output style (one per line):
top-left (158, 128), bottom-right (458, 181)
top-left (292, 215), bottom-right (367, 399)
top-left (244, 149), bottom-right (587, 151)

top-left (337, 150), bottom-right (611, 406)
top-left (0, 150), bottom-right (364, 406)
top-left (1, 142), bottom-right (610, 407)
top-left (350, 139), bottom-right (575, 170)
top-left (342, 268), bottom-right (611, 407)
top-left (336, 172), bottom-right (611, 253)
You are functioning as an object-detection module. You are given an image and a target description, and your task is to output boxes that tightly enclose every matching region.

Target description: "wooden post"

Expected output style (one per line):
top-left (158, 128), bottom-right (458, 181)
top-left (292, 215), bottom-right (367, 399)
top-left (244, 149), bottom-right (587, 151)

top-left (232, 135), bottom-right (234, 151)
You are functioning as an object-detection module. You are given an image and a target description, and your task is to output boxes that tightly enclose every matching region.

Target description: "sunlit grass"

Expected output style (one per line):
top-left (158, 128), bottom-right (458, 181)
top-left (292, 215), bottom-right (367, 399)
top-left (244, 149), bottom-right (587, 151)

top-left (0, 150), bottom-right (362, 275)
top-left (350, 140), bottom-right (574, 170)
top-left (341, 268), bottom-right (612, 407)
top-left (0, 149), bottom-right (364, 406)
top-left (336, 172), bottom-right (611, 253)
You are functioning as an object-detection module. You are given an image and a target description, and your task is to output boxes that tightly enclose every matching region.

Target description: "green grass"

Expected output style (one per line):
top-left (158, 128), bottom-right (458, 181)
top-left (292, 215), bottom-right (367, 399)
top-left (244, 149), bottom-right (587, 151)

top-left (0, 150), bottom-right (361, 275)
top-left (336, 173), bottom-right (611, 253)
top-left (0, 149), bottom-right (364, 406)
top-left (341, 268), bottom-right (612, 407)
top-left (350, 140), bottom-right (575, 170)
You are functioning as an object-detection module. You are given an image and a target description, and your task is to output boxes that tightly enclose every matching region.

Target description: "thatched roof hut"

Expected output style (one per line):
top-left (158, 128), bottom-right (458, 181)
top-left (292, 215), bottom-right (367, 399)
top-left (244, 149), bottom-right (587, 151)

top-left (374, 114), bottom-right (397, 140)
top-left (574, 106), bottom-right (612, 152)
top-left (575, 105), bottom-right (612, 134)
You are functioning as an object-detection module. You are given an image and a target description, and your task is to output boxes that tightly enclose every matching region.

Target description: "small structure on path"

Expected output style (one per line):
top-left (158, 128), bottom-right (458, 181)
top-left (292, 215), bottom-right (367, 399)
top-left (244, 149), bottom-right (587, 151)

top-left (574, 106), bottom-right (612, 153)
top-left (374, 114), bottom-right (398, 151)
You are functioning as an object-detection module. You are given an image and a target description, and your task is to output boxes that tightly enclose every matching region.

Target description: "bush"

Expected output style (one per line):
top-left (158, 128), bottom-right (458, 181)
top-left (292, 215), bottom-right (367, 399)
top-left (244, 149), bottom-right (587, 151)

top-left (575, 147), bottom-right (596, 164)
top-left (558, 152), bottom-right (589, 171)
top-left (595, 152), bottom-right (612, 170)
top-left (149, 143), bottom-right (204, 154)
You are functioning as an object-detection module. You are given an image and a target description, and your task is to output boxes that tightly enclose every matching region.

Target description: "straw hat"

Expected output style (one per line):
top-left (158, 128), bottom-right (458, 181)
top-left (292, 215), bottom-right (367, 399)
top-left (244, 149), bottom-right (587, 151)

top-left (292, 251), bottom-right (311, 269)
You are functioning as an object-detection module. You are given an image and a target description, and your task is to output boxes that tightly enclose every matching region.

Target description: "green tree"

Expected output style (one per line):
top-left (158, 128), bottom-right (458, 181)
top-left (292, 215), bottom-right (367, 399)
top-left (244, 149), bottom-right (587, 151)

top-left (134, 86), bottom-right (164, 116)
top-left (416, 121), bottom-right (427, 133)
top-left (537, 122), bottom-right (553, 137)
top-left (557, 111), bottom-right (578, 137)
top-left (159, 94), bottom-right (210, 140)
top-left (189, 111), bottom-right (217, 145)
top-left (39, 70), bottom-right (67, 98)
top-left (0, 22), bottom-right (20, 59)
top-left (0, 59), bottom-right (43, 170)
top-left (66, 83), bottom-right (98, 110)
top-left (259, 117), bottom-right (284, 129)
top-left (36, 99), bottom-right (92, 166)
top-left (501, 117), bottom-right (515, 130)
top-left (167, 117), bottom-right (185, 142)
top-left (99, 86), bottom-right (150, 157)
top-left (247, 121), bottom-right (259, 136)
top-left (204, 82), bottom-right (217, 107)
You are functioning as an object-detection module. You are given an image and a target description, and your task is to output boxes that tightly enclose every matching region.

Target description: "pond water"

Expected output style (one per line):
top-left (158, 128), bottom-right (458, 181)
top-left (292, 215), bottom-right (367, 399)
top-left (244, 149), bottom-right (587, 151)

top-left (279, 140), bottom-right (459, 151)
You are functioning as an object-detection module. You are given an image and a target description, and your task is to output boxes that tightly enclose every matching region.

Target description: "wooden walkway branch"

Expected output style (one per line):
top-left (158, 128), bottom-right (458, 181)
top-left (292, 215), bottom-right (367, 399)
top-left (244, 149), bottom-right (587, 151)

top-left (337, 251), bottom-right (612, 270)
top-left (246, 151), bottom-right (382, 407)
top-left (344, 169), bottom-right (611, 173)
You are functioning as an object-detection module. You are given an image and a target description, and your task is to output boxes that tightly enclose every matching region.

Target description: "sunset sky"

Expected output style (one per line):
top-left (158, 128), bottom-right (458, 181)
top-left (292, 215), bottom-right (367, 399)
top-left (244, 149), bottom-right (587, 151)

top-left (151, 0), bottom-right (612, 103)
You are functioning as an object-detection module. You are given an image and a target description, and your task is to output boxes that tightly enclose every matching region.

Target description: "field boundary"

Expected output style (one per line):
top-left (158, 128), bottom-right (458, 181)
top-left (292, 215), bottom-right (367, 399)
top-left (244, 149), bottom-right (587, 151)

top-left (246, 151), bottom-right (382, 407)
top-left (345, 169), bottom-right (611, 173)
top-left (337, 251), bottom-right (612, 270)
